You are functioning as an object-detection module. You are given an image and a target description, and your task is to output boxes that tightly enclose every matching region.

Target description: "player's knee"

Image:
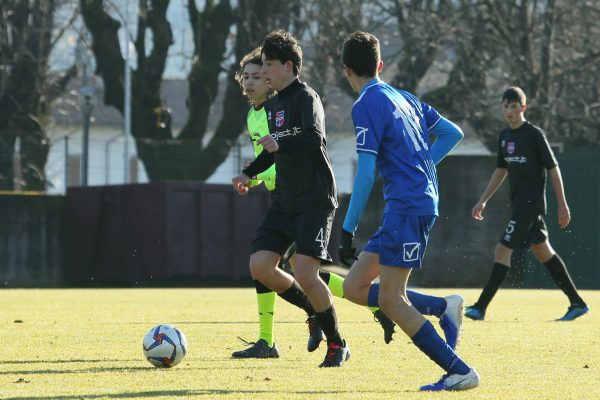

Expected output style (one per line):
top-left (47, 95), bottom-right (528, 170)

top-left (249, 258), bottom-right (271, 280)
top-left (379, 291), bottom-right (410, 316)
top-left (341, 276), bottom-right (359, 301)
top-left (531, 242), bottom-right (554, 262)
top-left (293, 268), bottom-right (318, 290)
top-left (341, 280), bottom-right (357, 300)
top-left (494, 243), bottom-right (512, 265)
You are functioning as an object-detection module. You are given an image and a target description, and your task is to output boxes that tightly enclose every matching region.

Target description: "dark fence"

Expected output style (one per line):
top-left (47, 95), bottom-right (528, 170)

top-left (515, 147), bottom-right (600, 289)
top-left (0, 193), bottom-right (65, 286)
top-left (65, 182), bottom-right (271, 285)
top-left (2, 149), bottom-right (598, 288)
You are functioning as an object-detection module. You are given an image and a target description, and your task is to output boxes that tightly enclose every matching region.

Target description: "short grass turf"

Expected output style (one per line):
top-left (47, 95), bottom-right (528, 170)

top-left (1, 288), bottom-right (598, 400)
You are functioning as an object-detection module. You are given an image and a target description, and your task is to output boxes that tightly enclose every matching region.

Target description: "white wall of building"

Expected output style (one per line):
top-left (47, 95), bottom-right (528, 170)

top-left (46, 125), bottom-right (489, 194)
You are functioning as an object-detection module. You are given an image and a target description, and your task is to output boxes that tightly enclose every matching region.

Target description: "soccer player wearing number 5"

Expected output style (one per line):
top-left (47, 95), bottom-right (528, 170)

top-left (338, 31), bottom-right (479, 391)
top-left (232, 30), bottom-right (349, 368)
top-left (465, 87), bottom-right (588, 322)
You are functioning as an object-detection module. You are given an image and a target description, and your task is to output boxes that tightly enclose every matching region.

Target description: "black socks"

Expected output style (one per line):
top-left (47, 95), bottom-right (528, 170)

top-left (474, 262), bottom-right (509, 311)
top-left (543, 254), bottom-right (586, 306)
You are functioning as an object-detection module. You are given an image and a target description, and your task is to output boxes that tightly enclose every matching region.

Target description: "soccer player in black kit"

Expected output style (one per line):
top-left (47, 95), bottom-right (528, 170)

top-left (465, 87), bottom-right (588, 321)
top-left (232, 30), bottom-right (350, 367)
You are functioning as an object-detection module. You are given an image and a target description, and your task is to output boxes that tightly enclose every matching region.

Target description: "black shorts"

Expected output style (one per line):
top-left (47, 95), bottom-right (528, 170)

top-left (499, 209), bottom-right (549, 249)
top-left (252, 207), bottom-right (335, 263)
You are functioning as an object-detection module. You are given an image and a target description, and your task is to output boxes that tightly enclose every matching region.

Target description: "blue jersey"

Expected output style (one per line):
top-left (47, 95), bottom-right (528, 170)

top-left (352, 79), bottom-right (441, 216)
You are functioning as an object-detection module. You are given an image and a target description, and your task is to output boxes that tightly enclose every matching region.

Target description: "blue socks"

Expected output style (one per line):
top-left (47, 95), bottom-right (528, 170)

top-left (407, 290), bottom-right (447, 317)
top-left (367, 283), bottom-right (469, 375)
top-left (367, 284), bottom-right (447, 317)
top-left (412, 321), bottom-right (470, 375)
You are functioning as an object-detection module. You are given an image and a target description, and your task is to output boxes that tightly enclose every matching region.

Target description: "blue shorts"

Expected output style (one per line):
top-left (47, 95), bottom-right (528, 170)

top-left (363, 213), bottom-right (436, 268)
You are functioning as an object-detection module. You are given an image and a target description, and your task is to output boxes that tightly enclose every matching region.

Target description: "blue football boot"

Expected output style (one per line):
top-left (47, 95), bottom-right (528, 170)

top-left (556, 305), bottom-right (589, 321)
top-left (464, 305), bottom-right (485, 321)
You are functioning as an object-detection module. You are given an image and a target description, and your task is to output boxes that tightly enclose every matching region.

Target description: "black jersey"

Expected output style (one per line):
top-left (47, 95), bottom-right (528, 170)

top-left (243, 79), bottom-right (337, 212)
top-left (496, 121), bottom-right (557, 213)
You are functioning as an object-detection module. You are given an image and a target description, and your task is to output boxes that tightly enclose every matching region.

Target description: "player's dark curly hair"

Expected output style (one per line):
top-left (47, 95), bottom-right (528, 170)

top-left (502, 87), bottom-right (527, 105)
top-left (236, 47), bottom-right (263, 87)
top-left (261, 30), bottom-right (303, 76)
top-left (342, 31), bottom-right (380, 77)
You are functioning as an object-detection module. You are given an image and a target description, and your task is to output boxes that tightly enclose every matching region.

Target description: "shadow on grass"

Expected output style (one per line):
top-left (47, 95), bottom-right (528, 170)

top-left (2, 362), bottom-right (295, 375)
top-left (3, 388), bottom-right (401, 399)
top-left (2, 359), bottom-right (136, 365)
top-left (121, 320), bottom-right (379, 325)
top-left (0, 366), bottom-right (151, 375)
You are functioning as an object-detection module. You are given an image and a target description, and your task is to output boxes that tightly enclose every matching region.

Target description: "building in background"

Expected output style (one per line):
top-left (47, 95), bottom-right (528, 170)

top-left (45, 76), bottom-right (490, 194)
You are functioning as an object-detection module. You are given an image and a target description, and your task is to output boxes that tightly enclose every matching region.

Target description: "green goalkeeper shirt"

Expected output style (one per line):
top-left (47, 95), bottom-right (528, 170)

top-left (247, 106), bottom-right (276, 191)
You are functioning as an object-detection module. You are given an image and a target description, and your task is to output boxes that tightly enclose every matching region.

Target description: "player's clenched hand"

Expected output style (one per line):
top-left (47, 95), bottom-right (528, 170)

top-left (471, 201), bottom-right (486, 221)
top-left (557, 203), bottom-right (571, 228)
top-left (257, 135), bottom-right (279, 153)
top-left (338, 229), bottom-right (358, 267)
top-left (232, 173), bottom-right (251, 195)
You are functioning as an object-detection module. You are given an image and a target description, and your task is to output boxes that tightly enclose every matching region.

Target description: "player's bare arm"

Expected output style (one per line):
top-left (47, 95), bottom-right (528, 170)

top-left (548, 166), bottom-right (571, 228)
top-left (472, 168), bottom-right (508, 220)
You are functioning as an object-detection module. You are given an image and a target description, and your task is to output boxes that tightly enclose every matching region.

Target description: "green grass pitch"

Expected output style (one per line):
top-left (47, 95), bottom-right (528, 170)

top-left (1, 288), bottom-right (598, 399)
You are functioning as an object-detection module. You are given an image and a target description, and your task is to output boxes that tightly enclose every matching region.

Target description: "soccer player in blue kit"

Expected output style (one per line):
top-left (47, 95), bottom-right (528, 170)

top-left (337, 31), bottom-right (480, 391)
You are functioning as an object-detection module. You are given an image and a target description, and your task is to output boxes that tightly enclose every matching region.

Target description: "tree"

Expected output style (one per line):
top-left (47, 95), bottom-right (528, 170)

top-left (381, 0), bottom-right (456, 93)
top-left (415, 0), bottom-right (600, 151)
top-left (301, 0), bottom-right (372, 102)
top-left (81, 0), bottom-right (288, 182)
top-left (0, 0), bottom-right (76, 191)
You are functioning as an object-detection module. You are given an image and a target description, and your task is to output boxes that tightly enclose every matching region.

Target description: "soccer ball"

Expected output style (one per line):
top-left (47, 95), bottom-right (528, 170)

top-left (142, 324), bottom-right (188, 367)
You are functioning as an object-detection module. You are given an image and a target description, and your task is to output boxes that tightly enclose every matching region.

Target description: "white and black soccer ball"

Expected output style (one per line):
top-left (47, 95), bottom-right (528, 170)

top-left (142, 324), bottom-right (188, 367)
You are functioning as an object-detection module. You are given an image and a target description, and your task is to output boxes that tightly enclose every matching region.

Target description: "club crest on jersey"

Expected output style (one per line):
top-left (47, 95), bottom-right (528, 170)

top-left (507, 142), bottom-right (515, 154)
top-left (275, 111), bottom-right (285, 127)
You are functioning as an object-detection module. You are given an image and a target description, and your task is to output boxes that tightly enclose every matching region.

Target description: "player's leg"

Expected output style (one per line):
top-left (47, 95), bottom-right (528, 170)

top-left (232, 277), bottom-right (279, 358)
top-left (235, 209), bottom-right (320, 356)
top-left (233, 207), bottom-right (290, 359)
top-left (251, 210), bottom-right (318, 316)
top-left (466, 211), bottom-right (539, 320)
top-left (344, 238), bottom-right (460, 347)
top-left (367, 281), bottom-right (463, 349)
top-left (294, 254), bottom-right (350, 367)
top-left (345, 236), bottom-right (449, 318)
top-left (232, 250), bottom-right (284, 358)
top-left (530, 231), bottom-right (588, 320)
top-left (293, 208), bottom-right (349, 367)
top-left (318, 268), bottom-right (397, 344)
top-left (379, 266), bottom-right (479, 391)
top-left (465, 242), bottom-right (511, 320)
top-left (283, 247), bottom-right (326, 352)
top-left (376, 214), bottom-right (478, 391)
top-left (255, 281), bottom-right (277, 346)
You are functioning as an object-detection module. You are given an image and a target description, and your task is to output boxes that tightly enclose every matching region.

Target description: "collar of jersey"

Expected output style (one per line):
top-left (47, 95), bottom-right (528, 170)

top-left (360, 78), bottom-right (382, 95)
top-left (278, 78), bottom-right (303, 97)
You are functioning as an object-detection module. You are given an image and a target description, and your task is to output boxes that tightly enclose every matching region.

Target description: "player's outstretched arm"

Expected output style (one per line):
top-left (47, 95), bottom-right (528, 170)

top-left (472, 168), bottom-right (507, 220)
top-left (548, 166), bottom-right (571, 228)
